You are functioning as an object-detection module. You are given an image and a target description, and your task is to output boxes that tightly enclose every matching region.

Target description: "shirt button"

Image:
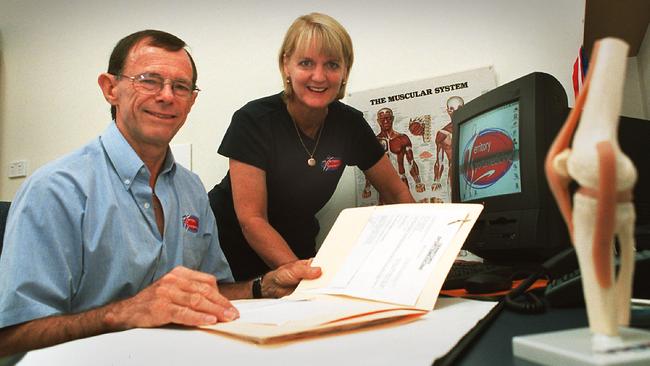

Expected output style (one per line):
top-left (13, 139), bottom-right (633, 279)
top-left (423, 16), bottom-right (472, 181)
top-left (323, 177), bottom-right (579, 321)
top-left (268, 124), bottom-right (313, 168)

top-left (144, 202), bottom-right (151, 209)
top-left (124, 179), bottom-right (131, 185)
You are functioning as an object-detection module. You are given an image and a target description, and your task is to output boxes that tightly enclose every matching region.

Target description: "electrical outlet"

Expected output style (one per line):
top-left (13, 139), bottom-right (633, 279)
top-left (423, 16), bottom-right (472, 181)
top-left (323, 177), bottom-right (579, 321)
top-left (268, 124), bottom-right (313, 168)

top-left (8, 160), bottom-right (28, 178)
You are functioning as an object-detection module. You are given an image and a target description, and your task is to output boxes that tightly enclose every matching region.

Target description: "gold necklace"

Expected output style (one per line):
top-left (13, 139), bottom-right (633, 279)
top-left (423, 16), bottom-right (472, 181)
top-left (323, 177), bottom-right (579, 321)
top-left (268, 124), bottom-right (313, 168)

top-left (291, 117), bottom-right (324, 167)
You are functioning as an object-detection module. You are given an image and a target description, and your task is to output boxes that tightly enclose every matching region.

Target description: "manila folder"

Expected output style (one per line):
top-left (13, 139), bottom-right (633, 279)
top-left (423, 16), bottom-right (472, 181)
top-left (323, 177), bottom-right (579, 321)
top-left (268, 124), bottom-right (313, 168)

top-left (201, 203), bottom-right (483, 344)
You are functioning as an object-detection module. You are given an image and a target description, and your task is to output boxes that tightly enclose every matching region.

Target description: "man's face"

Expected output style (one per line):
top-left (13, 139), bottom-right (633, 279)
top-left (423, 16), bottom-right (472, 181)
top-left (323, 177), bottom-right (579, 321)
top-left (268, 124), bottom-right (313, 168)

top-left (377, 109), bottom-right (394, 131)
top-left (111, 40), bottom-right (197, 150)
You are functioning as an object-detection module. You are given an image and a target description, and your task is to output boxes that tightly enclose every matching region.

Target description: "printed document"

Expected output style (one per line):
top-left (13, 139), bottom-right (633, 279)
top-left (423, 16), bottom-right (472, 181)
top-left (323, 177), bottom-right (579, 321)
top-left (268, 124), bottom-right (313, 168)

top-left (310, 205), bottom-right (470, 305)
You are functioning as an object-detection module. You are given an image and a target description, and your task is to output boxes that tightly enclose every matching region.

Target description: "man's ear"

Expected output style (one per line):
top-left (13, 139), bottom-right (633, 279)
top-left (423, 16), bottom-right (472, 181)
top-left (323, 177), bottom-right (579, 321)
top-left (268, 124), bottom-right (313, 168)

top-left (188, 91), bottom-right (198, 110)
top-left (98, 73), bottom-right (118, 106)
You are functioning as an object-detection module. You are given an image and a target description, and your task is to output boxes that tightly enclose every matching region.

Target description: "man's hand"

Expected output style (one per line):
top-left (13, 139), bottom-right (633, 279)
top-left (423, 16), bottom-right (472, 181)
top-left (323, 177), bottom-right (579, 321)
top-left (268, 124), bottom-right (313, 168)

top-left (105, 266), bottom-right (239, 329)
top-left (261, 259), bottom-right (322, 298)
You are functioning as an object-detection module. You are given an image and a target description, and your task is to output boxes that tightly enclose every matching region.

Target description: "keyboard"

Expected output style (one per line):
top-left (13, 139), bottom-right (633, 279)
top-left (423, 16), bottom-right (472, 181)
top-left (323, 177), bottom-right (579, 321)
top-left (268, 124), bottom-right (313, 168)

top-left (442, 261), bottom-right (512, 290)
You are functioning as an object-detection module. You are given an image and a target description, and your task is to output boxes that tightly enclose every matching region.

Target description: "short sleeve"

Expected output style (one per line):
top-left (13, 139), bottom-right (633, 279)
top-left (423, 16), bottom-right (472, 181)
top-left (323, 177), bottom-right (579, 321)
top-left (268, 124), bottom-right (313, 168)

top-left (344, 108), bottom-right (384, 171)
top-left (0, 173), bottom-right (83, 328)
top-left (217, 108), bottom-right (271, 171)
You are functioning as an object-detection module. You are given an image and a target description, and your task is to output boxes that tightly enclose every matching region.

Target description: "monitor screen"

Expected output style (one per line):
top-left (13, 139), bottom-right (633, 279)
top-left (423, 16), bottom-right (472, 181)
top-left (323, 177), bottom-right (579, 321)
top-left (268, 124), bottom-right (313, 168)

top-left (458, 100), bottom-right (521, 202)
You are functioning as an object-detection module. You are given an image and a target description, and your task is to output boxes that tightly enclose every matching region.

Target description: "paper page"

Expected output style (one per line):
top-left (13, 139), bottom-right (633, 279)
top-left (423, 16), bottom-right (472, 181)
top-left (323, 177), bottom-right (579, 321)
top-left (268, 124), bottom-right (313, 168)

top-left (233, 299), bottom-right (315, 325)
top-left (310, 205), bottom-right (469, 306)
top-left (232, 297), bottom-right (396, 326)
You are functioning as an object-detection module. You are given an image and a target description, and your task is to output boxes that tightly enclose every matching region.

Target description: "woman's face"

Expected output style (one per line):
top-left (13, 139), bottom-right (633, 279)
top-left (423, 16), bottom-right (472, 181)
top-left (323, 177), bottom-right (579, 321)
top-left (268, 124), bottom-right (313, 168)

top-left (283, 42), bottom-right (346, 111)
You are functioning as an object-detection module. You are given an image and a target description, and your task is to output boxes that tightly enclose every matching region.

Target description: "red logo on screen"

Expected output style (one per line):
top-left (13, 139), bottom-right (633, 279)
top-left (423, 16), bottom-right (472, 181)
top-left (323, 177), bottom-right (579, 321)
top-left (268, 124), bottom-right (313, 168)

top-left (461, 128), bottom-right (514, 188)
top-left (182, 214), bottom-right (200, 233)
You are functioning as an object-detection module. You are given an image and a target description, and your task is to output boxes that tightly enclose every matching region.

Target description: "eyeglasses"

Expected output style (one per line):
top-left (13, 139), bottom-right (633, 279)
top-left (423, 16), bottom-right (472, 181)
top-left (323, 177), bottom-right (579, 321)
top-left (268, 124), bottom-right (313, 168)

top-left (116, 73), bottom-right (200, 98)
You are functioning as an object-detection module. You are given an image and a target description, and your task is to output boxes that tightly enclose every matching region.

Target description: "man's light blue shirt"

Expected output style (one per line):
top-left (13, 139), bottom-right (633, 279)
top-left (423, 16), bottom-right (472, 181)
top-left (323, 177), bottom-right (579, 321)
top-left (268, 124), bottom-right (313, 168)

top-left (0, 123), bottom-right (233, 328)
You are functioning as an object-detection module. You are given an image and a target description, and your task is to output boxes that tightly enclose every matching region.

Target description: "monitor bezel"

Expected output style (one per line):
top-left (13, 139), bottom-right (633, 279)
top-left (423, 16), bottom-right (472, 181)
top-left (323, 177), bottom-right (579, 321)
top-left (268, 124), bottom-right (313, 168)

top-left (451, 78), bottom-right (546, 211)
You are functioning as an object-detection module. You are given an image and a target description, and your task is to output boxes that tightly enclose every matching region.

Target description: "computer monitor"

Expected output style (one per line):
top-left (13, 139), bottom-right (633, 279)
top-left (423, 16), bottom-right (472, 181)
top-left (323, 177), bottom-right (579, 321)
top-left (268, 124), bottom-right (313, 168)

top-left (618, 115), bottom-right (650, 251)
top-left (451, 72), bottom-right (570, 263)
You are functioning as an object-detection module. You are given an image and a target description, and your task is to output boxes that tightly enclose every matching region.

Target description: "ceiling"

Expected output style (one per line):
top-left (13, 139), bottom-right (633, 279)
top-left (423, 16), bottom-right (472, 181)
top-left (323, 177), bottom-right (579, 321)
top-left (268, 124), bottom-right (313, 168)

top-left (583, 0), bottom-right (650, 57)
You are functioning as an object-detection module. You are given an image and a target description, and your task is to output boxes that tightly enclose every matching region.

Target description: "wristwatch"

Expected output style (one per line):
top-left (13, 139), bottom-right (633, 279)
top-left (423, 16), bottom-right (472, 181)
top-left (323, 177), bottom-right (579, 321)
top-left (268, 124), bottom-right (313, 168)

top-left (252, 275), bottom-right (263, 299)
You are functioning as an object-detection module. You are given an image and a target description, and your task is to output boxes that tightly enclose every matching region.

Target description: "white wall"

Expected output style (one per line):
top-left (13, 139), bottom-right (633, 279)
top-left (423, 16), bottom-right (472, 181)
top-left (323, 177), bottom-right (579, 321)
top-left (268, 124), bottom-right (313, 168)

top-left (0, 0), bottom-right (588, 241)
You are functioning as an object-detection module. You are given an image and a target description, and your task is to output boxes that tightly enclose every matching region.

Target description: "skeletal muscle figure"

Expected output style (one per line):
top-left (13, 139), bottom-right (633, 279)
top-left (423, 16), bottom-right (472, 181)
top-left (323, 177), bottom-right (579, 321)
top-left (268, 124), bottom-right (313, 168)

top-left (363, 107), bottom-right (425, 201)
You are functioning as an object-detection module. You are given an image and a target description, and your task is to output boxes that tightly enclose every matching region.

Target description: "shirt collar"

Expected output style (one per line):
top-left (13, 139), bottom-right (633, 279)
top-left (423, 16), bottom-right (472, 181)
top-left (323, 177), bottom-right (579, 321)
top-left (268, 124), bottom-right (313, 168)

top-left (161, 148), bottom-right (177, 175)
top-left (100, 122), bottom-right (177, 191)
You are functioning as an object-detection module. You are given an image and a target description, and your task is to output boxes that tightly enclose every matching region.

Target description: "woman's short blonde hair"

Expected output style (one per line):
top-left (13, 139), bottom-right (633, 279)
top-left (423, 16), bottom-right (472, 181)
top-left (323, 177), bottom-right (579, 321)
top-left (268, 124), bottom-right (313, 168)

top-left (279, 13), bottom-right (353, 100)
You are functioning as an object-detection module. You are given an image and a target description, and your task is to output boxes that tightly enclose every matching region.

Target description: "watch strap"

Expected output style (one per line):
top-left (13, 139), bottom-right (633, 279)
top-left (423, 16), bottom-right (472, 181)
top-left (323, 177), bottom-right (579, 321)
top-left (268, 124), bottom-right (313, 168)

top-left (252, 275), bottom-right (263, 299)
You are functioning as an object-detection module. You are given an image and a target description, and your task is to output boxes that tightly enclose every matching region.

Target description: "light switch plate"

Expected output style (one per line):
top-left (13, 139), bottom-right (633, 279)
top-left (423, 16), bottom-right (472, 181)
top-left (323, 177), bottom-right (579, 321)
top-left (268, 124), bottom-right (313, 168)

top-left (8, 160), bottom-right (28, 178)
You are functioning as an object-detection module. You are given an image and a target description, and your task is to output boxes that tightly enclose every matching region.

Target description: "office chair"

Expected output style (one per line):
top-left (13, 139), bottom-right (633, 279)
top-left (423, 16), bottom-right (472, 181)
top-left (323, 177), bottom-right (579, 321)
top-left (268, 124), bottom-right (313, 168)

top-left (0, 201), bottom-right (10, 258)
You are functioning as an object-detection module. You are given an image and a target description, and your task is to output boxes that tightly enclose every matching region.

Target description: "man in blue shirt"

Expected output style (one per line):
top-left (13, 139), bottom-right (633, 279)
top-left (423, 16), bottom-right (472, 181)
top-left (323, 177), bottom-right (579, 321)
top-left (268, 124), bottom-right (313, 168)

top-left (0, 30), bottom-right (321, 357)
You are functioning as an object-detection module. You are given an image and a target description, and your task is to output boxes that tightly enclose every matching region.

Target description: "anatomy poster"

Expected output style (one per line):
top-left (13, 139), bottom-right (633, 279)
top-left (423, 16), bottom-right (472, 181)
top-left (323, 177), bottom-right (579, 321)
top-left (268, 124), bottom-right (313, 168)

top-left (347, 67), bottom-right (496, 206)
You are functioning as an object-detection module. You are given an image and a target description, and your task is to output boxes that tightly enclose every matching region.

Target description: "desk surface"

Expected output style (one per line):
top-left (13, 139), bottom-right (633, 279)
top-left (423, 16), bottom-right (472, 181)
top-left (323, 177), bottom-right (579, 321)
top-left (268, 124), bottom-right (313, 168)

top-left (13, 299), bottom-right (608, 366)
top-left (455, 306), bottom-right (589, 365)
top-left (16, 298), bottom-right (496, 366)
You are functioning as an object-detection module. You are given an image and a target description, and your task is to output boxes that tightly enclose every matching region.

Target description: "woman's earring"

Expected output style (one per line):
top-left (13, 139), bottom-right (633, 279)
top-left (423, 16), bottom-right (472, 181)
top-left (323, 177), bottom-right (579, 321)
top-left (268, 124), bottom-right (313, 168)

top-left (286, 77), bottom-right (291, 85)
top-left (342, 80), bottom-right (347, 85)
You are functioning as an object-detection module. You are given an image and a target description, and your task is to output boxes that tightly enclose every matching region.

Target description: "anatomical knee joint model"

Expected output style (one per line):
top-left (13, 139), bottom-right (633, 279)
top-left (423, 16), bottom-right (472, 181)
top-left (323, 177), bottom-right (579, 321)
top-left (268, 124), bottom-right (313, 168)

top-left (545, 38), bottom-right (637, 348)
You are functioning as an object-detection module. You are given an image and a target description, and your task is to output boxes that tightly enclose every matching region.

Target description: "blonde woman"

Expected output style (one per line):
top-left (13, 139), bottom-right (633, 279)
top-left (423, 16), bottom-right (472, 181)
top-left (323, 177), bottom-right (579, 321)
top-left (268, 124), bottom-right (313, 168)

top-left (209, 13), bottom-right (414, 281)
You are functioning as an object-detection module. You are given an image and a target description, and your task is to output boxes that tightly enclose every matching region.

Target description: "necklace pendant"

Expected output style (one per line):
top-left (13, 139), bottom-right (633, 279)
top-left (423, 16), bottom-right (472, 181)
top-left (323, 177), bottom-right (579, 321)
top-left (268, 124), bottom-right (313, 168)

top-left (307, 157), bottom-right (316, 167)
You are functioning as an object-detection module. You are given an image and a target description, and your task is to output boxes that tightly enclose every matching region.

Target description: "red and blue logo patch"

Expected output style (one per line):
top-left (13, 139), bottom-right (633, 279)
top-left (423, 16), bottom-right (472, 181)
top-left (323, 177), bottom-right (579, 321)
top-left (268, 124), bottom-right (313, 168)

top-left (182, 214), bottom-right (200, 233)
top-left (321, 156), bottom-right (343, 172)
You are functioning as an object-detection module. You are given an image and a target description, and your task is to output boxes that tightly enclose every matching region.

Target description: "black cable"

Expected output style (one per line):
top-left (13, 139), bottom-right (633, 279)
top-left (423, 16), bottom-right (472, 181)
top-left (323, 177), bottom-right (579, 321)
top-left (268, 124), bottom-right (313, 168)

top-left (504, 267), bottom-right (547, 314)
top-left (504, 246), bottom-right (577, 314)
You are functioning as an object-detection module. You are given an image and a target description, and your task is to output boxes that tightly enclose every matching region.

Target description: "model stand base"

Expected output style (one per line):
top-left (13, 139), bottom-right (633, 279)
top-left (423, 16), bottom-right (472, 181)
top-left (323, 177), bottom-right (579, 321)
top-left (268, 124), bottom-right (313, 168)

top-left (513, 327), bottom-right (650, 366)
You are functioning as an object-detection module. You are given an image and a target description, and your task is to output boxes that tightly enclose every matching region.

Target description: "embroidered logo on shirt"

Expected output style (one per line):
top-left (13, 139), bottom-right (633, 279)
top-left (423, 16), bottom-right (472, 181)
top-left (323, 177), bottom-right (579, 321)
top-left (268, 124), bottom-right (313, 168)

top-left (182, 214), bottom-right (200, 233)
top-left (321, 156), bottom-right (342, 172)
